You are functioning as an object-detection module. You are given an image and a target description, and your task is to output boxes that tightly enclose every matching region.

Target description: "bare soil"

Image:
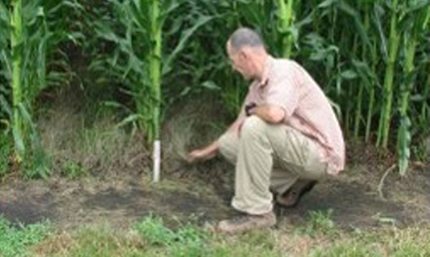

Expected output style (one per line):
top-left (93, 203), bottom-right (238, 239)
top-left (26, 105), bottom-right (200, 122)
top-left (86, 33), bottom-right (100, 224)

top-left (1, 149), bottom-right (429, 230)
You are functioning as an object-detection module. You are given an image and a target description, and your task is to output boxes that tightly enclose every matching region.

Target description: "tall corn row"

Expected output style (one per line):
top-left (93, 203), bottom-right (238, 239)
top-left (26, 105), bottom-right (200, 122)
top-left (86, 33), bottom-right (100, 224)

top-left (84, 0), bottom-right (430, 177)
top-left (1, 0), bottom-right (428, 178)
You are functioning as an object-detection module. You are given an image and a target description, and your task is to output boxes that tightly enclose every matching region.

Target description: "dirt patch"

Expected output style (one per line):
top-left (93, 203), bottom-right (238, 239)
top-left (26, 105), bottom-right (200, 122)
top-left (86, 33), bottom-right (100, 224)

top-left (279, 179), bottom-right (409, 229)
top-left (0, 174), bottom-right (229, 229)
top-left (276, 161), bottom-right (430, 229)
top-left (0, 192), bottom-right (56, 224)
top-left (0, 159), bottom-right (429, 231)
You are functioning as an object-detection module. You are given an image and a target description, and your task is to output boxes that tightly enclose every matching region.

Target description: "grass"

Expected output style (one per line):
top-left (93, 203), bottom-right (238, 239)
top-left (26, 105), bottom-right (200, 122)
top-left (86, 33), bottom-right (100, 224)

top-left (0, 216), bottom-right (50, 257)
top-left (0, 214), bottom-right (426, 257)
top-left (302, 209), bottom-right (336, 237)
top-left (36, 91), bottom-right (150, 178)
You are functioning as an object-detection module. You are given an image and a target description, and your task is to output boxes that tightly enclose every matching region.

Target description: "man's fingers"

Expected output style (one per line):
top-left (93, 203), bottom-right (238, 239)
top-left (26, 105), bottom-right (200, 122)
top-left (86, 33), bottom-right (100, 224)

top-left (186, 151), bottom-right (201, 163)
top-left (186, 154), bottom-right (196, 163)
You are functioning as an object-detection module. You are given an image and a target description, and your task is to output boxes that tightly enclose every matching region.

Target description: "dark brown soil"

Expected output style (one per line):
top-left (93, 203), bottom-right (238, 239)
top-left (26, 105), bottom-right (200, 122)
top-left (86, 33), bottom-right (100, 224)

top-left (1, 157), bottom-right (429, 231)
top-left (0, 175), bottom-right (229, 229)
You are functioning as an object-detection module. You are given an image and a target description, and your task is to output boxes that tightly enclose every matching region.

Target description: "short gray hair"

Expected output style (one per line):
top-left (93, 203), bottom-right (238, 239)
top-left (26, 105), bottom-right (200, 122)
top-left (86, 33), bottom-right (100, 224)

top-left (229, 27), bottom-right (265, 51)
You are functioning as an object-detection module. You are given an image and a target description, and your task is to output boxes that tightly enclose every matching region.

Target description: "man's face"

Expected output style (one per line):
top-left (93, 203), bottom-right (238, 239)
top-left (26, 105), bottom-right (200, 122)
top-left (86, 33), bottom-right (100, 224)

top-left (227, 42), bottom-right (254, 80)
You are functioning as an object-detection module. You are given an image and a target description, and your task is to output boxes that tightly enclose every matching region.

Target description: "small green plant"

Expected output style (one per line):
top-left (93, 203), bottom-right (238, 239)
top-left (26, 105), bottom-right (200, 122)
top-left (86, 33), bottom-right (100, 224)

top-left (135, 215), bottom-right (208, 257)
top-left (304, 209), bottom-right (336, 236)
top-left (0, 216), bottom-right (50, 257)
top-left (171, 224), bottom-right (208, 257)
top-left (61, 159), bottom-right (87, 179)
top-left (135, 215), bottom-right (176, 246)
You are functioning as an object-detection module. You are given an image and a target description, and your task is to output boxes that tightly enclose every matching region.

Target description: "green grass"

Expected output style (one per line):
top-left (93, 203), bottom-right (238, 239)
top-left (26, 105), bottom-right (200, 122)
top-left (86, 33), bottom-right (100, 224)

top-left (303, 209), bottom-right (336, 236)
top-left (8, 214), bottom-right (426, 257)
top-left (0, 216), bottom-right (50, 257)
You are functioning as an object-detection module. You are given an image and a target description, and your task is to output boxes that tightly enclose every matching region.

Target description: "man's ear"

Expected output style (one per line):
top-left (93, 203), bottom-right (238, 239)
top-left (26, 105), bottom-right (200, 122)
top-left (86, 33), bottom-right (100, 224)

top-left (239, 48), bottom-right (248, 61)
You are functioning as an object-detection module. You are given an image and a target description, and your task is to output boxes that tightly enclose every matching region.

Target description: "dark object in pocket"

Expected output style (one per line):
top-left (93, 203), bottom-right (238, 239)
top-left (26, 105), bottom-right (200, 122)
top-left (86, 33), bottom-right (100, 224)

top-left (245, 102), bottom-right (257, 116)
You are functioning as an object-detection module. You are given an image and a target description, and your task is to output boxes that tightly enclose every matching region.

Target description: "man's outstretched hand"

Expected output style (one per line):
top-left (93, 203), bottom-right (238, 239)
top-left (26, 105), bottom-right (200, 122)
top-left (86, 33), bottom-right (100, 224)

top-left (186, 142), bottom-right (219, 164)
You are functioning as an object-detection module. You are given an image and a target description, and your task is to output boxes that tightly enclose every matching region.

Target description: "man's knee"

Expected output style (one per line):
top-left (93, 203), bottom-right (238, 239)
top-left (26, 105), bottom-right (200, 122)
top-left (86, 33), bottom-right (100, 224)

top-left (218, 132), bottom-right (238, 162)
top-left (241, 116), bottom-right (267, 138)
top-left (218, 133), bottom-right (231, 153)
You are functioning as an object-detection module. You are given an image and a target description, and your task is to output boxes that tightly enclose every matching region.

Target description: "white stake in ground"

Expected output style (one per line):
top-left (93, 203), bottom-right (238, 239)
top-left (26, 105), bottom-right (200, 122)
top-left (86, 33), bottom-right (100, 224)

top-left (153, 140), bottom-right (161, 182)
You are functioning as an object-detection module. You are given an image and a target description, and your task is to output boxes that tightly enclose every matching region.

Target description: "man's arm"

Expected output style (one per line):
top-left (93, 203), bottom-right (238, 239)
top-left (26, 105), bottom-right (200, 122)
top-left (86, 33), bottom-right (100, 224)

top-left (249, 104), bottom-right (285, 124)
top-left (187, 86), bottom-right (253, 164)
top-left (187, 117), bottom-right (242, 163)
top-left (186, 140), bottom-right (219, 163)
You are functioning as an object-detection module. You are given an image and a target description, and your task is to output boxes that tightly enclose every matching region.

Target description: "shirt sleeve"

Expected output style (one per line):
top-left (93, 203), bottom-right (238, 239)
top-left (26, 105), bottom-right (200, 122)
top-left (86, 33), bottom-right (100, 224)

top-left (265, 74), bottom-right (300, 119)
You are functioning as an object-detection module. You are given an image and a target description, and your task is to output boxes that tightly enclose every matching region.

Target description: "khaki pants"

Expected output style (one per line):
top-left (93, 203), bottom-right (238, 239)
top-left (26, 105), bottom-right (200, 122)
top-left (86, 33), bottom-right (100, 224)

top-left (218, 116), bottom-right (327, 215)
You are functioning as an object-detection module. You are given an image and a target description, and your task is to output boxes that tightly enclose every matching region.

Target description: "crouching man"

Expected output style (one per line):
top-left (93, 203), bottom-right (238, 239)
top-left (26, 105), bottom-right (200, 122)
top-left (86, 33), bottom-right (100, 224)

top-left (187, 28), bottom-right (345, 234)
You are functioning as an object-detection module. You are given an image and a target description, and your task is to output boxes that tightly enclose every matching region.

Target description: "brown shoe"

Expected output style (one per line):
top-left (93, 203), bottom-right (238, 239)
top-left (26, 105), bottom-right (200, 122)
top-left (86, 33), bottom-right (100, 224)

top-left (216, 211), bottom-right (276, 234)
top-left (276, 179), bottom-right (317, 207)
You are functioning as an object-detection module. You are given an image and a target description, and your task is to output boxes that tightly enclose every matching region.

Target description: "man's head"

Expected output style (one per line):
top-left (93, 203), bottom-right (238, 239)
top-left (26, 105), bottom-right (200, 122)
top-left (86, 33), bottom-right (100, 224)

top-left (227, 28), bottom-right (268, 81)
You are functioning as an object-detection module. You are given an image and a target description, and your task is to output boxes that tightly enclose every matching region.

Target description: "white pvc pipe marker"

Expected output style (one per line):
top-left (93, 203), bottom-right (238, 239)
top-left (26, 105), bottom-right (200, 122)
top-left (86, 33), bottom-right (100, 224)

top-left (153, 140), bottom-right (161, 182)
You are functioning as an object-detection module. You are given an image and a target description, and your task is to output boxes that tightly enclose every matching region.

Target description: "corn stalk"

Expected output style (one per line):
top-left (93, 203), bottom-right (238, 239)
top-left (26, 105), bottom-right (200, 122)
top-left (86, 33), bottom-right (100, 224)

top-left (10, 0), bottom-right (24, 162)
top-left (377, 0), bottom-right (400, 148)
top-left (365, 41), bottom-right (377, 142)
top-left (397, 2), bottom-right (430, 175)
top-left (1, 1), bottom-right (11, 172)
top-left (1, 0), bottom-right (82, 177)
top-left (353, 2), bottom-right (371, 140)
top-left (150, 0), bottom-right (162, 182)
top-left (277, 0), bottom-right (295, 58)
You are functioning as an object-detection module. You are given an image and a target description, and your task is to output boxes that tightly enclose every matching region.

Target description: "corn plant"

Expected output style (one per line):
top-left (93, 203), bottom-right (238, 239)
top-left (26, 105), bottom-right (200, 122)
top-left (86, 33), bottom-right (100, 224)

top-left (277, 0), bottom-right (295, 58)
top-left (397, 2), bottom-right (430, 174)
top-left (0, 1), bottom-right (11, 129)
top-left (93, 0), bottom-right (212, 181)
top-left (6, 0), bottom-right (50, 177)
top-left (0, 0), bottom-right (83, 177)
top-left (1, 0), bottom-right (428, 178)
top-left (376, 0), bottom-right (401, 149)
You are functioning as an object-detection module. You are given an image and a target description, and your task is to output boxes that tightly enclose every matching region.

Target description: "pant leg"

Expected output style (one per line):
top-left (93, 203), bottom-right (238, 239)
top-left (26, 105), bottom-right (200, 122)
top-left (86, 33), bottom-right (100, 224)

top-left (219, 127), bottom-right (299, 196)
top-left (231, 116), bottom-right (327, 215)
top-left (231, 116), bottom-right (288, 215)
top-left (218, 131), bottom-right (239, 164)
top-left (270, 168), bottom-right (299, 195)
top-left (276, 126), bottom-right (328, 182)
top-left (219, 116), bottom-right (327, 214)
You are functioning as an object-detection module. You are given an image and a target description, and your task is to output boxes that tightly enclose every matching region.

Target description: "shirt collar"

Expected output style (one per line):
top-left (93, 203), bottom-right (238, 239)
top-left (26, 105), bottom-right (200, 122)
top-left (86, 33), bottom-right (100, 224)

top-left (257, 55), bottom-right (274, 88)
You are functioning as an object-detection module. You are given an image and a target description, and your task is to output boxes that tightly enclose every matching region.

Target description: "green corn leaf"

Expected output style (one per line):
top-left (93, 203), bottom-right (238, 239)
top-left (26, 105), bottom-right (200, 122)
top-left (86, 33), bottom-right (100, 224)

top-left (116, 114), bottom-right (143, 128)
top-left (340, 70), bottom-right (357, 80)
top-left (0, 95), bottom-right (12, 118)
top-left (201, 80), bottom-right (221, 91)
top-left (163, 15), bottom-right (214, 75)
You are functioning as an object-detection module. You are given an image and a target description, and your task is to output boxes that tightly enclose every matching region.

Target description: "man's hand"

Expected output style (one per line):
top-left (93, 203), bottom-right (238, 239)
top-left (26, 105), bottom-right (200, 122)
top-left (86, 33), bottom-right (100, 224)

top-left (186, 141), bottom-right (219, 164)
top-left (187, 149), bottom-right (213, 163)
